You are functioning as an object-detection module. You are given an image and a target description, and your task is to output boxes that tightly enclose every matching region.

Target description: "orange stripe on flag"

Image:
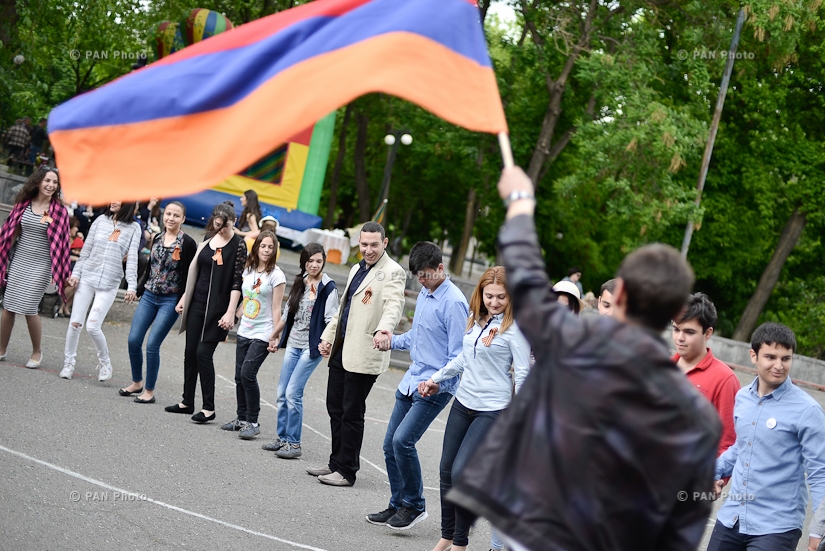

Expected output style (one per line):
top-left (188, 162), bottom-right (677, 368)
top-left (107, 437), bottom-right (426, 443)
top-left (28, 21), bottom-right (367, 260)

top-left (51, 32), bottom-right (506, 203)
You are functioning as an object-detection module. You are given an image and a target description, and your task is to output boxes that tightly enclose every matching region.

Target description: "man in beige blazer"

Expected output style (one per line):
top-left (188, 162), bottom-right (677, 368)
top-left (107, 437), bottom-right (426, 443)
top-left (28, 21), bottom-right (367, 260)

top-left (307, 222), bottom-right (406, 487)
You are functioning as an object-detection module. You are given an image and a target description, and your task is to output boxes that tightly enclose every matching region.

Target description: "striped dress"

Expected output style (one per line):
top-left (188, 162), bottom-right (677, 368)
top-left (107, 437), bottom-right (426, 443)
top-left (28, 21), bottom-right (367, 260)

top-left (4, 205), bottom-right (53, 315)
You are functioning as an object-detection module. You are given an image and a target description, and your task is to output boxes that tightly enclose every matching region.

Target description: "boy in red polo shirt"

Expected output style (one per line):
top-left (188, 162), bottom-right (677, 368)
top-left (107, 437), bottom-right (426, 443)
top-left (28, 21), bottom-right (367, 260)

top-left (672, 292), bottom-right (740, 455)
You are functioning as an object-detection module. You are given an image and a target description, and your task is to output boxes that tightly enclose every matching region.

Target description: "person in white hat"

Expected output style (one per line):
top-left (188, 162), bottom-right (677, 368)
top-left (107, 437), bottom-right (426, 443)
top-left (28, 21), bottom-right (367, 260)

top-left (552, 280), bottom-right (583, 315)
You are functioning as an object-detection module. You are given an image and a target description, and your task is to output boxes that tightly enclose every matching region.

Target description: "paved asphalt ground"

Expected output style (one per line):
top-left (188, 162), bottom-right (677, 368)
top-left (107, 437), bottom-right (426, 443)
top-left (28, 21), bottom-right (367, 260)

top-left (1, 304), bottom-right (823, 550)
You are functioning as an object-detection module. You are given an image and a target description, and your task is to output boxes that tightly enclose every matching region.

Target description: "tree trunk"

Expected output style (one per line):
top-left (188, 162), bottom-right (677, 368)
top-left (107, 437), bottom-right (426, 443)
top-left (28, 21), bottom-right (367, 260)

top-left (732, 207), bottom-right (807, 341)
top-left (353, 111), bottom-right (372, 222)
top-left (449, 187), bottom-right (478, 277)
top-left (0, 0), bottom-right (17, 45)
top-left (325, 104), bottom-right (353, 228)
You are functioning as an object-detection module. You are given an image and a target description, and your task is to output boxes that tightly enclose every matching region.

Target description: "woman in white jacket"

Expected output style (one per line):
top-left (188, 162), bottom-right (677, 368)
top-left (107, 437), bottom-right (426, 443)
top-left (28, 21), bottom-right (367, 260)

top-left (60, 202), bottom-right (141, 382)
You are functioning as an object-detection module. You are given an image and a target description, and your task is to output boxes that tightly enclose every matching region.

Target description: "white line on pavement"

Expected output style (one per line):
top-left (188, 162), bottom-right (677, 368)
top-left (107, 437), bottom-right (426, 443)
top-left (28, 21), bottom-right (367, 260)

top-left (0, 443), bottom-right (329, 551)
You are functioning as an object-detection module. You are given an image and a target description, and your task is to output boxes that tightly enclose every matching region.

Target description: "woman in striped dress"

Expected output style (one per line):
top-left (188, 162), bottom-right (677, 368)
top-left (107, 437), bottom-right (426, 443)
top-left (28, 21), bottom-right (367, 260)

top-left (0, 166), bottom-right (71, 367)
top-left (59, 202), bottom-right (141, 382)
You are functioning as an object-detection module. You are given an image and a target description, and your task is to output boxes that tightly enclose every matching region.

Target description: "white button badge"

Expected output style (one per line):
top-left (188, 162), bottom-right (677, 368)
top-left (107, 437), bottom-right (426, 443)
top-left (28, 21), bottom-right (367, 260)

top-left (766, 418), bottom-right (777, 429)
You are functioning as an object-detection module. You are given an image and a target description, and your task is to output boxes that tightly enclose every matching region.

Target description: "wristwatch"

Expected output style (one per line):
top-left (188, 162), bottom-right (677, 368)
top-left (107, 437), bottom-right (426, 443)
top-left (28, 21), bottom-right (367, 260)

top-left (503, 190), bottom-right (536, 207)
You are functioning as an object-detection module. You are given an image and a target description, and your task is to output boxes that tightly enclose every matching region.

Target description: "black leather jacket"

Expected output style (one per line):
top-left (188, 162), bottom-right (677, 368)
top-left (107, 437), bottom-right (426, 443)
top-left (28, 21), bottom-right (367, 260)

top-left (449, 215), bottom-right (721, 551)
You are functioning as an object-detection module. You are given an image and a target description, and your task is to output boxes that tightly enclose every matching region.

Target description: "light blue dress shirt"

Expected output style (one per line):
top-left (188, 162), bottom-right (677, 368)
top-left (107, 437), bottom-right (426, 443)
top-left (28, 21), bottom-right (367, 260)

top-left (392, 278), bottom-right (469, 396)
top-left (715, 376), bottom-right (825, 535)
top-left (432, 313), bottom-right (531, 412)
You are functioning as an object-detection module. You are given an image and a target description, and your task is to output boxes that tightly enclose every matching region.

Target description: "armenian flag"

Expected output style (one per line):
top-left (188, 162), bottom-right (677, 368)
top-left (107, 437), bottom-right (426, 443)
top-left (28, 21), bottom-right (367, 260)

top-left (48, 0), bottom-right (507, 203)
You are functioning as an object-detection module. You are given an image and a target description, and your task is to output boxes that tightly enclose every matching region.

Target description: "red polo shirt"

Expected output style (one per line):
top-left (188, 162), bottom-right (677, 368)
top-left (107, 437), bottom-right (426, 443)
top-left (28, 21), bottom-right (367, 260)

top-left (672, 348), bottom-right (740, 456)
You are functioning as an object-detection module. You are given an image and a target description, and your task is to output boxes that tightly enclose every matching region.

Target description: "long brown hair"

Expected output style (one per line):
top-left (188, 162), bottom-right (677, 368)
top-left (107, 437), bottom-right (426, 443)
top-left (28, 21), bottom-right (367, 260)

top-left (238, 189), bottom-right (262, 230)
top-left (15, 166), bottom-right (61, 205)
top-left (245, 230), bottom-right (279, 273)
top-left (466, 266), bottom-right (514, 334)
top-left (287, 242), bottom-right (326, 315)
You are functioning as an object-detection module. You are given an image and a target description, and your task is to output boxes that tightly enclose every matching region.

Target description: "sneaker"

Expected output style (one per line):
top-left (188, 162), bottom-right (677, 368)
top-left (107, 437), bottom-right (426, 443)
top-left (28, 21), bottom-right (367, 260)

top-left (221, 418), bottom-right (245, 431)
top-left (306, 465), bottom-right (333, 477)
top-left (317, 471), bottom-right (353, 487)
top-left (275, 443), bottom-right (302, 459)
top-left (97, 363), bottom-right (112, 382)
top-left (387, 506), bottom-right (428, 530)
top-left (366, 507), bottom-right (397, 525)
top-left (262, 438), bottom-right (285, 451)
top-left (59, 364), bottom-right (74, 380)
top-left (239, 423), bottom-right (260, 440)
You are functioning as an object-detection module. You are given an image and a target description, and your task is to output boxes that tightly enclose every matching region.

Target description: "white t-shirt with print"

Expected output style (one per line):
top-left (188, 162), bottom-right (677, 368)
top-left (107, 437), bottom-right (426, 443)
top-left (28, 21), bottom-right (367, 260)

top-left (238, 266), bottom-right (286, 341)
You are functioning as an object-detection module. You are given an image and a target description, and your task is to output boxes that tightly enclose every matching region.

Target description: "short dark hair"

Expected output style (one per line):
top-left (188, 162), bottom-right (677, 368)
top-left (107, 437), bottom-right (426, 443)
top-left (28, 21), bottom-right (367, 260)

top-left (600, 279), bottom-right (616, 296)
top-left (567, 266), bottom-right (581, 277)
top-left (675, 292), bottom-right (718, 332)
top-left (360, 221), bottom-right (385, 241)
top-left (616, 243), bottom-right (694, 331)
top-left (751, 322), bottom-right (797, 354)
top-left (39, 118), bottom-right (47, 123)
top-left (408, 241), bottom-right (442, 274)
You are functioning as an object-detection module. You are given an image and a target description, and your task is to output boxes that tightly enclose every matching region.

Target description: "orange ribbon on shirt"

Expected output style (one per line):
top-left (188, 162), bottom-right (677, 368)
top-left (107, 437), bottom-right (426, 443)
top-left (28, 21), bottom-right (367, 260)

top-left (212, 248), bottom-right (223, 265)
top-left (361, 287), bottom-right (373, 305)
top-left (172, 245), bottom-right (181, 261)
top-left (481, 327), bottom-right (498, 346)
top-left (108, 228), bottom-right (121, 242)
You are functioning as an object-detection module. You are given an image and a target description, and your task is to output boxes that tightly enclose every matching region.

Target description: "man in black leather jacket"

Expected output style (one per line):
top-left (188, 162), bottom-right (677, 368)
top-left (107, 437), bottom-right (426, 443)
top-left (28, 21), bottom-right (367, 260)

top-left (448, 167), bottom-right (722, 551)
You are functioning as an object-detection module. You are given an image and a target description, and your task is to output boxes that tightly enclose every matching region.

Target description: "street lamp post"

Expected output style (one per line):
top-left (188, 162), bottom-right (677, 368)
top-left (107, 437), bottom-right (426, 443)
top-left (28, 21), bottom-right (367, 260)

top-left (374, 129), bottom-right (412, 218)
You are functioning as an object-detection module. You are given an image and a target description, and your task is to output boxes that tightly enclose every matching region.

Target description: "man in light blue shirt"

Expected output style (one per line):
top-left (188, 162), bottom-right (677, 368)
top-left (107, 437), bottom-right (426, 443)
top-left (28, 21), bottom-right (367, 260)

top-left (366, 241), bottom-right (468, 531)
top-left (709, 322), bottom-right (825, 551)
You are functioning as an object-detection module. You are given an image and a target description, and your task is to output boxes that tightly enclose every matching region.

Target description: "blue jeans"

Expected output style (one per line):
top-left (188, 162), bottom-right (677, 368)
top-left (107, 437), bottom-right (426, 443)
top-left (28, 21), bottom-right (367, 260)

top-left (128, 290), bottom-right (180, 390)
top-left (384, 389), bottom-right (453, 512)
top-left (440, 399), bottom-right (502, 547)
top-left (276, 346), bottom-right (323, 443)
top-left (235, 336), bottom-right (270, 424)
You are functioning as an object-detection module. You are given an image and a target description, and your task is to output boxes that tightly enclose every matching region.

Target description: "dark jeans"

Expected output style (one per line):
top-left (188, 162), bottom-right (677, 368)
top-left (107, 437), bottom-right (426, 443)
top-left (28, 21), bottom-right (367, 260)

top-left (128, 290), bottom-right (179, 390)
top-left (234, 335), bottom-right (270, 424)
top-left (706, 520), bottom-right (801, 551)
top-left (384, 389), bottom-right (453, 512)
top-left (182, 302), bottom-right (219, 411)
top-left (440, 399), bottom-right (502, 547)
top-left (326, 345), bottom-right (377, 484)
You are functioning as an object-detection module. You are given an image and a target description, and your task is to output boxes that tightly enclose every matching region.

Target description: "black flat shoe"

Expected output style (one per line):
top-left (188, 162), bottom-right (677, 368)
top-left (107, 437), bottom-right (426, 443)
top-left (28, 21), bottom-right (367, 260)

top-left (165, 403), bottom-right (194, 414)
top-left (119, 387), bottom-right (143, 396)
top-left (134, 396), bottom-right (156, 404)
top-left (191, 411), bottom-right (216, 424)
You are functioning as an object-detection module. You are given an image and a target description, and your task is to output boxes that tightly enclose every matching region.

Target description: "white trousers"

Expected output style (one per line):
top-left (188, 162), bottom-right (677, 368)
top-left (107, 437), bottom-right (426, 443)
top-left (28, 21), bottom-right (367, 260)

top-left (64, 282), bottom-right (118, 368)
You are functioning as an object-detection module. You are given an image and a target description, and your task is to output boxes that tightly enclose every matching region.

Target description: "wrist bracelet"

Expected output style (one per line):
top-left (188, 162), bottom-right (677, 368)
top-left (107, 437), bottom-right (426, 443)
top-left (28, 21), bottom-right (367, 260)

top-left (503, 190), bottom-right (536, 208)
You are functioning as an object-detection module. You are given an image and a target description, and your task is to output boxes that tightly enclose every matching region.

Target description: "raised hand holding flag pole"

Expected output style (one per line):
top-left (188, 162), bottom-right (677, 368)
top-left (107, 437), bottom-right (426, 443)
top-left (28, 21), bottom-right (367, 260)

top-left (48, 0), bottom-right (512, 203)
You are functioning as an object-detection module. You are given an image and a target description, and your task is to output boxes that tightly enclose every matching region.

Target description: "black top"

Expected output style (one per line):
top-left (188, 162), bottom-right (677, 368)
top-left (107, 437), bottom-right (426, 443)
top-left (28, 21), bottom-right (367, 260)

top-left (192, 245), bottom-right (214, 304)
top-left (136, 231), bottom-right (197, 299)
top-left (448, 215), bottom-right (721, 551)
top-left (30, 126), bottom-right (48, 149)
top-left (189, 234), bottom-right (246, 343)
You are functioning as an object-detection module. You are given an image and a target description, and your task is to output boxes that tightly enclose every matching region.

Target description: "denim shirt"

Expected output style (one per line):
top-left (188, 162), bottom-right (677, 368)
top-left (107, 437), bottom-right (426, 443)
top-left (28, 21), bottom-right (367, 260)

top-left (432, 313), bottom-right (531, 412)
top-left (715, 376), bottom-right (825, 535)
top-left (392, 278), bottom-right (469, 396)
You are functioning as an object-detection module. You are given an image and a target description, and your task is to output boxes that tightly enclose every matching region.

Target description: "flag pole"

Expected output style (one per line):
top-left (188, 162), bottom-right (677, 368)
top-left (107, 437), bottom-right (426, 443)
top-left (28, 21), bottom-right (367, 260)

top-left (497, 132), bottom-right (514, 169)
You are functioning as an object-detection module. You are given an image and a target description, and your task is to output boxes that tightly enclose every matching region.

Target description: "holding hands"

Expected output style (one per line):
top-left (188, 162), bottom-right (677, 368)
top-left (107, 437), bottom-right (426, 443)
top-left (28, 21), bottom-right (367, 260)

top-left (124, 291), bottom-right (137, 304)
top-left (418, 378), bottom-right (439, 397)
top-left (218, 311), bottom-right (235, 331)
top-left (373, 330), bottom-right (392, 351)
top-left (318, 340), bottom-right (332, 358)
top-left (67, 276), bottom-right (79, 288)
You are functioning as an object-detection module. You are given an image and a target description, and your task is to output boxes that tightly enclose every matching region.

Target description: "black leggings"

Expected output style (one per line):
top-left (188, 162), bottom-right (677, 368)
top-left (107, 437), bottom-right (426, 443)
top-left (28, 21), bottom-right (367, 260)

top-left (182, 303), bottom-right (219, 411)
